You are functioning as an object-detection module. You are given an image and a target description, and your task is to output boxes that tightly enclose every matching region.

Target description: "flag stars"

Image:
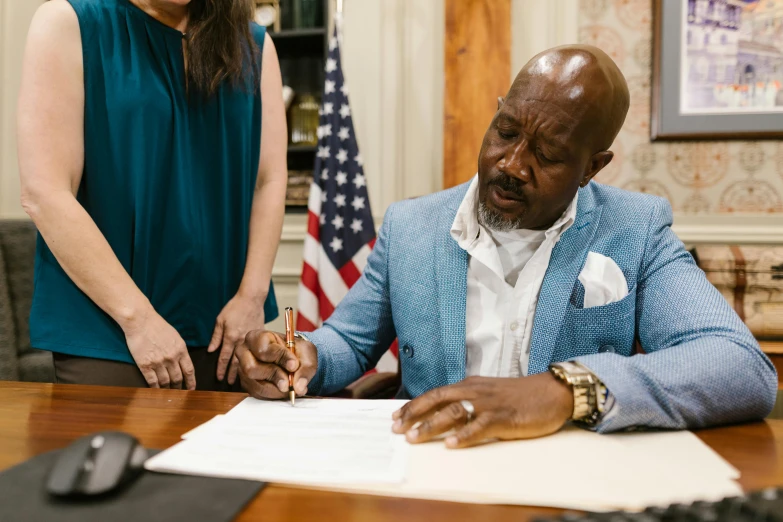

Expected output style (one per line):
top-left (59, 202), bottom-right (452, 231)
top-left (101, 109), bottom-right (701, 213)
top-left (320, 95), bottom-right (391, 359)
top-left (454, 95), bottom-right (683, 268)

top-left (329, 37), bottom-right (338, 51)
top-left (340, 84), bottom-right (349, 97)
top-left (350, 219), bottom-right (364, 234)
top-left (326, 58), bottom-right (337, 73)
top-left (317, 146), bottom-right (330, 159)
top-left (354, 153), bottom-right (364, 167)
top-left (317, 124), bottom-right (332, 139)
top-left (322, 102), bottom-right (334, 116)
top-left (351, 196), bottom-right (366, 211)
top-left (334, 194), bottom-right (347, 208)
top-left (321, 168), bottom-right (329, 181)
top-left (329, 237), bottom-right (343, 253)
top-left (325, 80), bottom-right (336, 95)
top-left (339, 104), bottom-right (351, 119)
top-left (319, 213), bottom-right (326, 225)
top-left (338, 127), bottom-right (351, 141)
top-left (353, 174), bottom-right (366, 189)
top-left (335, 171), bottom-right (348, 186)
top-left (336, 149), bottom-right (348, 164)
top-left (331, 215), bottom-right (344, 231)
top-left (320, 191), bottom-right (327, 203)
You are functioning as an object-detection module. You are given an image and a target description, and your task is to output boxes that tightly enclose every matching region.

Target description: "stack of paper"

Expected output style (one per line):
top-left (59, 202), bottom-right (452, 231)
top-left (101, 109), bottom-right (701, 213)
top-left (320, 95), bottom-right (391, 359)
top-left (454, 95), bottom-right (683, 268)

top-left (144, 398), bottom-right (742, 512)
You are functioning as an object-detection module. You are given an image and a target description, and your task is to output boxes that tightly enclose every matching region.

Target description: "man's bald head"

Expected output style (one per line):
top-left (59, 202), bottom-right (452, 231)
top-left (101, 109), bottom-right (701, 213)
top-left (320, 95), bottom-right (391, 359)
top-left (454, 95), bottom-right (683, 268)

top-left (510, 44), bottom-right (630, 151)
top-left (476, 44), bottom-right (628, 232)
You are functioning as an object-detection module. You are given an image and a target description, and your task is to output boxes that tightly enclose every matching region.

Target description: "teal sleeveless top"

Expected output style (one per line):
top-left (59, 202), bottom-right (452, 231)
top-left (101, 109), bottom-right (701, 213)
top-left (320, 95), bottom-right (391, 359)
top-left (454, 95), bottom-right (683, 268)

top-left (29, 0), bottom-right (278, 364)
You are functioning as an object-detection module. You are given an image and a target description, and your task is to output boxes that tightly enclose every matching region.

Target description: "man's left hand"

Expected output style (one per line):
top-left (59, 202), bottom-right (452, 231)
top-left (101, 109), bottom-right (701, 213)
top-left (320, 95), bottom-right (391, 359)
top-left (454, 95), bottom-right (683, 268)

top-left (208, 293), bottom-right (266, 384)
top-left (392, 373), bottom-right (574, 448)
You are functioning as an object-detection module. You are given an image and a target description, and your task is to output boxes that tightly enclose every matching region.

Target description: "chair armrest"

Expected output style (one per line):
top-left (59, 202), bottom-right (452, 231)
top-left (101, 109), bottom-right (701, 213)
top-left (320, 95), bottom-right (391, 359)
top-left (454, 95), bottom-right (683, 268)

top-left (331, 372), bottom-right (401, 400)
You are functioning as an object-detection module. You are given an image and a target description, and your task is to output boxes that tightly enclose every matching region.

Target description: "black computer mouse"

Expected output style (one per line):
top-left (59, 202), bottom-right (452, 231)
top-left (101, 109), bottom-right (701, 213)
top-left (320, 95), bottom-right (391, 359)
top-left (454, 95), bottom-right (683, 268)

top-left (46, 431), bottom-right (148, 497)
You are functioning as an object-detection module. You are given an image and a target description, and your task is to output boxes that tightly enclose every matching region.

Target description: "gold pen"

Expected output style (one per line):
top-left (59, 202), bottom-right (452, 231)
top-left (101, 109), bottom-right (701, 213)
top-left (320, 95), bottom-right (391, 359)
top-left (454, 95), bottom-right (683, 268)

top-left (284, 307), bottom-right (297, 406)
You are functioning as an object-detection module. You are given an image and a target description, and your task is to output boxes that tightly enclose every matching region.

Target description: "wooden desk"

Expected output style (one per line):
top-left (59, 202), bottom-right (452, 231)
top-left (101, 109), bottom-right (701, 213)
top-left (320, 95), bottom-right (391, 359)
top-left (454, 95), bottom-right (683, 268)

top-left (1, 382), bottom-right (782, 522)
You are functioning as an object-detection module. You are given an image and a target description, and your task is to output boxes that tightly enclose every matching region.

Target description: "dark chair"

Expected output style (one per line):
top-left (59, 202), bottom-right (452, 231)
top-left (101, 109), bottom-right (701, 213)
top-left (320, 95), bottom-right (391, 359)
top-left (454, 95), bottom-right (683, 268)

top-left (0, 220), bottom-right (54, 382)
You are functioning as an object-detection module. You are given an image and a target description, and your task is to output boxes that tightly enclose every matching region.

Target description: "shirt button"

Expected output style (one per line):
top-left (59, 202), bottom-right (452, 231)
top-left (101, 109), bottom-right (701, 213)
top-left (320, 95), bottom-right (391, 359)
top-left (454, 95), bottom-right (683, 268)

top-left (599, 345), bottom-right (616, 354)
top-left (510, 321), bottom-right (519, 331)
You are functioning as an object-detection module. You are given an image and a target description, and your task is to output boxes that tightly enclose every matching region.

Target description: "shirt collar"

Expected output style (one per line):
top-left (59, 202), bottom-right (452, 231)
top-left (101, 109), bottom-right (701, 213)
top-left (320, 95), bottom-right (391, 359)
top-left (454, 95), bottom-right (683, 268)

top-left (450, 174), bottom-right (579, 251)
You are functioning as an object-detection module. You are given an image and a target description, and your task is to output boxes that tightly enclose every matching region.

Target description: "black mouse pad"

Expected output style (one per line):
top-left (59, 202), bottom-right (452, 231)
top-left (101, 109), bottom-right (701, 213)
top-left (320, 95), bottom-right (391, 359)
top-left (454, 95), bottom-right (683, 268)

top-left (0, 450), bottom-right (266, 522)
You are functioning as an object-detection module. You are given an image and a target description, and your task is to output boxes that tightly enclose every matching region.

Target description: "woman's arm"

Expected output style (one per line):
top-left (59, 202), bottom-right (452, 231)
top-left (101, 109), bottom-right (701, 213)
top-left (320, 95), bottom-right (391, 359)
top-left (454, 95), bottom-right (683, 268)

top-left (17, 0), bottom-right (195, 389)
top-left (208, 33), bottom-right (288, 382)
top-left (241, 34), bottom-right (288, 301)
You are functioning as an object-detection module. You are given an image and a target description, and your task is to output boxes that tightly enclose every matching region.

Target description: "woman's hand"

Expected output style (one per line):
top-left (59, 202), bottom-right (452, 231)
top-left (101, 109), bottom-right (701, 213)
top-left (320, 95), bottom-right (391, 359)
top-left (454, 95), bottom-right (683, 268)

top-left (208, 293), bottom-right (267, 384)
top-left (123, 307), bottom-right (196, 390)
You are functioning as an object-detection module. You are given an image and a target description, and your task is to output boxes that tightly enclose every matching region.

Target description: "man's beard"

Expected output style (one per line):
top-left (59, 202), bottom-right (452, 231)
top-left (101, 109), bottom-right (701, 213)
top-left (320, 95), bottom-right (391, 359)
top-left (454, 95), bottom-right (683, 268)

top-left (477, 174), bottom-right (526, 232)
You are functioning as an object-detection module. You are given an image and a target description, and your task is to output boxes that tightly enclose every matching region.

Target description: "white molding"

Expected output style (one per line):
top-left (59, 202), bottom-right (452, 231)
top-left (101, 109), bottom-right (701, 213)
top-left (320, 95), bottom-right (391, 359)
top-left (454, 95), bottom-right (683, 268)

top-left (673, 225), bottom-right (783, 245)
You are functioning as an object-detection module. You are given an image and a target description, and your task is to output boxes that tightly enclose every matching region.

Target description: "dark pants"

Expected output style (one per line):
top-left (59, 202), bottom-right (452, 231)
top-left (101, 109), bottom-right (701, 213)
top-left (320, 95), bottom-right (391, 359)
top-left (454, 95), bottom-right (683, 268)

top-left (52, 347), bottom-right (244, 392)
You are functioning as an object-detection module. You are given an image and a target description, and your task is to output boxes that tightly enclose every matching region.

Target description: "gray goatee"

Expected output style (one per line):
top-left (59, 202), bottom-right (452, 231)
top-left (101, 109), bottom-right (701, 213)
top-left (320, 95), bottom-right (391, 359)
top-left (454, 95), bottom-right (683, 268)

top-left (477, 201), bottom-right (524, 232)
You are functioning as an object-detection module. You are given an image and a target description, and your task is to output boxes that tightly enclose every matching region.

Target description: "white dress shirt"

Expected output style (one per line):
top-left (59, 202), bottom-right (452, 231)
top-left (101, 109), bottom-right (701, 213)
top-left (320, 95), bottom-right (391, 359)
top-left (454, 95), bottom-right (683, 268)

top-left (450, 176), bottom-right (578, 378)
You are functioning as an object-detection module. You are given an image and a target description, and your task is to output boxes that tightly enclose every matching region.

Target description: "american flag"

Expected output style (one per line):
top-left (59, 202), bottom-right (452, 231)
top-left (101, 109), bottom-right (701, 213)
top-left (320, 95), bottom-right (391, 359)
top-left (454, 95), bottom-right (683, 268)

top-left (297, 23), bottom-right (398, 373)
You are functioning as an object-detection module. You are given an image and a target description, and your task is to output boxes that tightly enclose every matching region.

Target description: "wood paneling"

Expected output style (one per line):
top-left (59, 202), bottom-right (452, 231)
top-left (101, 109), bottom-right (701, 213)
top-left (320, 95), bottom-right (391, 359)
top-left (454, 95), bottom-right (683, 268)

top-left (1, 382), bottom-right (782, 521)
top-left (443, 0), bottom-right (511, 188)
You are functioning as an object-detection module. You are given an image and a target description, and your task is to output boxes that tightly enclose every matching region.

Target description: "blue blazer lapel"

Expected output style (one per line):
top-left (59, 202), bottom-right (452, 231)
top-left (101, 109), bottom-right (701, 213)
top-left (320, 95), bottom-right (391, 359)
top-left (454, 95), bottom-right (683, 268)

top-left (435, 186), bottom-right (470, 385)
top-left (528, 193), bottom-right (603, 374)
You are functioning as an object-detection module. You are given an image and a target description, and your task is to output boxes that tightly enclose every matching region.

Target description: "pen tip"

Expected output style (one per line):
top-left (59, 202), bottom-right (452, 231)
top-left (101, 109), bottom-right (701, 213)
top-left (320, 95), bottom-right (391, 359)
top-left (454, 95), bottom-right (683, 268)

top-left (290, 391), bottom-right (296, 406)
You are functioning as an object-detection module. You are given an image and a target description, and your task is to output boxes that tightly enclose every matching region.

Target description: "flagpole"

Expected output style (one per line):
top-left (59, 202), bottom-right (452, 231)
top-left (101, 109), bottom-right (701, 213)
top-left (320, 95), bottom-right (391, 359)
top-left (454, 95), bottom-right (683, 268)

top-left (334, 0), bottom-right (343, 30)
top-left (335, 0), bottom-right (344, 44)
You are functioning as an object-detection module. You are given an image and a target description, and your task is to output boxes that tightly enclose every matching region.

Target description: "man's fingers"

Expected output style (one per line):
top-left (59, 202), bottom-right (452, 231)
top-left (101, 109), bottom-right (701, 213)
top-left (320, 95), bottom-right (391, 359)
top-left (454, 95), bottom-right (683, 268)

top-left (227, 355), bottom-right (239, 386)
top-left (246, 331), bottom-right (298, 371)
top-left (239, 368), bottom-right (287, 400)
top-left (180, 354), bottom-right (197, 391)
top-left (404, 402), bottom-right (469, 444)
top-left (446, 414), bottom-right (496, 449)
top-left (237, 344), bottom-right (290, 390)
top-left (207, 321), bottom-right (224, 353)
top-left (394, 385), bottom-right (473, 432)
top-left (292, 342), bottom-right (318, 395)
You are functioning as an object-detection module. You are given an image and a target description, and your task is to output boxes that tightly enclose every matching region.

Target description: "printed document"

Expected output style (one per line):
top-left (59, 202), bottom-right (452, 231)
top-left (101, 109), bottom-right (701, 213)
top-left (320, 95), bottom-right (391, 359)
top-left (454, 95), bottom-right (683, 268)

top-left (145, 398), bottom-right (742, 511)
top-left (145, 398), bottom-right (408, 485)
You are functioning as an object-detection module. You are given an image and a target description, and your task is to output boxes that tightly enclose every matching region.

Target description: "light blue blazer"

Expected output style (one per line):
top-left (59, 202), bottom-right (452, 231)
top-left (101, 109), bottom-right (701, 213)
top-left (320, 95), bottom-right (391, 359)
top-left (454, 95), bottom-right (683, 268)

top-left (307, 181), bottom-right (778, 432)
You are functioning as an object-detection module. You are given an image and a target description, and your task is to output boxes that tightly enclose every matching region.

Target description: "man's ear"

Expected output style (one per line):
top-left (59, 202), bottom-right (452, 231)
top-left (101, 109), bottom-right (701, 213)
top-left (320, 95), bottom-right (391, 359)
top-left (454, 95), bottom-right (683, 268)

top-left (580, 151), bottom-right (614, 187)
top-left (497, 97), bottom-right (504, 110)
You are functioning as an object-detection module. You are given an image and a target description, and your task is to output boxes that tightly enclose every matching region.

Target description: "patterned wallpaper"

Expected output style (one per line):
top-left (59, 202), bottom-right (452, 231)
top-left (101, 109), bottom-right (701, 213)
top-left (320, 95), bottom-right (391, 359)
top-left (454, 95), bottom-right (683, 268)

top-left (578, 0), bottom-right (783, 214)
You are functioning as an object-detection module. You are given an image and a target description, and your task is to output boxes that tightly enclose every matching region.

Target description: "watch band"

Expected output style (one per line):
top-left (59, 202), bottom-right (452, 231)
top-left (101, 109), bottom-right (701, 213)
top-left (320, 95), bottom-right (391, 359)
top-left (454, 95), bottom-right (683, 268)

top-left (294, 331), bottom-right (313, 344)
top-left (549, 361), bottom-right (606, 426)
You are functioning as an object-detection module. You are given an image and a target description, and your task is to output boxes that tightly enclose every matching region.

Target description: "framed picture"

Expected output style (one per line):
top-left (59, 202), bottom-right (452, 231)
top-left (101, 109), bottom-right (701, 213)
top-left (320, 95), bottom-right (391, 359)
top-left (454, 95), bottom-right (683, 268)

top-left (651, 0), bottom-right (783, 140)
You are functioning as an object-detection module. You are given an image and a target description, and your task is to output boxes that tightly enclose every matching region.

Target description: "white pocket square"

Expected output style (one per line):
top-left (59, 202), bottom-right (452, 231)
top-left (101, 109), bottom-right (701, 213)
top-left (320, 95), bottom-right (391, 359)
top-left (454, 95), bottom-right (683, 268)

top-left (577, 252), bottom-right (629, 308)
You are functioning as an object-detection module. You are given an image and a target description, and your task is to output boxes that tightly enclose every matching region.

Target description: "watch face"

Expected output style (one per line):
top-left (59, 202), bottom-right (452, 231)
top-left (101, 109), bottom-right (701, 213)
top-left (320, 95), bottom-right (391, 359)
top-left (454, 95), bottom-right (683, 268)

top-left (255, 5), bottom-right (278, 27)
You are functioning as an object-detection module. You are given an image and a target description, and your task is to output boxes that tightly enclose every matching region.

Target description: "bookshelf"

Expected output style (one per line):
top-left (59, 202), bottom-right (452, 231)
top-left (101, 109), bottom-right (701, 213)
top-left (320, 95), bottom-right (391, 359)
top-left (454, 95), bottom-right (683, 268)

top-left (255, 0), bottom-right (330, 211)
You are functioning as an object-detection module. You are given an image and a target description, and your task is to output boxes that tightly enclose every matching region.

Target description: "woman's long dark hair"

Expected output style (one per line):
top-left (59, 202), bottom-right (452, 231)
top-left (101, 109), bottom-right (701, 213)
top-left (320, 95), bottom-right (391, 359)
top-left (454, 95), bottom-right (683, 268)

top-left (185, 0), bottom-right (260, 96)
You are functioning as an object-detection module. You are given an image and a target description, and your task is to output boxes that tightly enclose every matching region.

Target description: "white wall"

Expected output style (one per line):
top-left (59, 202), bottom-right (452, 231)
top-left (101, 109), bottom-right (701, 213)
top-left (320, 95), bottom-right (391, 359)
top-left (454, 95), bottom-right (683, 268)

top-left (0, 0), bottom-right (44, 219)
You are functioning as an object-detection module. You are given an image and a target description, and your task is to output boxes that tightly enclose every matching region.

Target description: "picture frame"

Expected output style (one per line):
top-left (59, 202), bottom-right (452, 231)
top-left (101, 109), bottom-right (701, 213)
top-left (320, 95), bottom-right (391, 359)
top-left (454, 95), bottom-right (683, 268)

top-left (651, 0), bottom-right (783, 140)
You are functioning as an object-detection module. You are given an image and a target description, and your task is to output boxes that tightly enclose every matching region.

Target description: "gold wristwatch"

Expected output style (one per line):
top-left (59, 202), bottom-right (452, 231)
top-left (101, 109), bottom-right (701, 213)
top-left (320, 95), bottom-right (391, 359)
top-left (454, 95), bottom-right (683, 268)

top-left (549, 361), bottom-right (607, 426)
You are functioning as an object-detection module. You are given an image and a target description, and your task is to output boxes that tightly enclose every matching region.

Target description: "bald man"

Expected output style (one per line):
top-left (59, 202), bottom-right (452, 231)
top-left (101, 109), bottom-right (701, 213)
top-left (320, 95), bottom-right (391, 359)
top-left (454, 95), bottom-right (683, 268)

top-left (237, 45), bottom-right (777, 446)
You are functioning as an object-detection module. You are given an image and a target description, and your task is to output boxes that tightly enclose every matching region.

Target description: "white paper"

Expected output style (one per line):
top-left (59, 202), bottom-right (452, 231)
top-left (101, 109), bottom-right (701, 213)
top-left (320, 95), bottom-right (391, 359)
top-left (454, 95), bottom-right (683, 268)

top-left (145, 398), bottom-right (741, 512)
top-left (145, 398), bottom-right (409, 485)
top-left (180, 415), bottom-right (224, 440)
top-left (578, 251), bottom-right (629, 308)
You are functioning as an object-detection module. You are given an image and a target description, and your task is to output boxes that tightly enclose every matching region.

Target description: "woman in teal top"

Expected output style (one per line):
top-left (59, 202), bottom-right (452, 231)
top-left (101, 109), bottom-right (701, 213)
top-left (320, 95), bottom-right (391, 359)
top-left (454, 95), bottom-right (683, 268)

top-left (17, 0), bottom-right (287, 391)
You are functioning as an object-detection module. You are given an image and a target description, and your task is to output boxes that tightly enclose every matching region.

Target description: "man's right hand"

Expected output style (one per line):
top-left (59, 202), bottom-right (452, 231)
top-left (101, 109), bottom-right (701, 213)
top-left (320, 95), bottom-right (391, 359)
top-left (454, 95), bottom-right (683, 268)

top-left (236, 330), bottom-right (318, 399)
top-left (123, 308), bottom-right (196, 390)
